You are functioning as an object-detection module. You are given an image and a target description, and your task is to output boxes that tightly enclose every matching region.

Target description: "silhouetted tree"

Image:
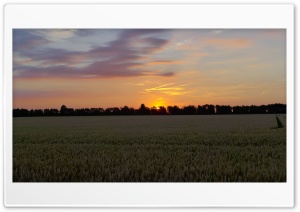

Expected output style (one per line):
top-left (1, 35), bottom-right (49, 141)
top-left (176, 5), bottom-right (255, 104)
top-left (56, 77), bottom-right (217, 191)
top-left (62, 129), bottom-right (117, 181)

top-left (121, 106), bottom-right (133, 115)
top-left (13, 103), bottom-right (286, 116)
top-left (167, 106), bottom-right (173, 114)
top-left (137, 103), bottom-right (151, 115)
top-left (13, 108), bottom-right (29, 117)
top-left (75, 108), bottom-right (85, 116)
top-left (84, 108), bottom-right (91, 115)
top-left (89, 107), bottom-right (104, 115)
top-left (232, 106), bottom-right (249, 114)
top-left (67, 108), bottom-right (75, 115)
top-left (183, 105), bottom-right (196, 115)
top-left (140, 104), bottom-right (146, 110)
top-left (105, 108), bottom-right (112, 115)
top-left (58, 105), bottom-right (76, 116)
top-left (257, 105), bottom-right (267, 114)
top-left (44, 108), bottom-right (59, 116)
top-left (247, 105), bottom-right (265, 114)
top-left (112, 107), bottom-right (121, 115)
top-left (216, 105), bottom-right (232, 114)
top-left (28, 109), bottom-right (44, 116)
top-left (60, 105), bottom-right (67, 115)
top-left (197, 105), bottom-right (205, 114)
top-left (148, 106), bottom-right (167, 115)
top-left (267, 103), bottom-right (286, 114)
top-left (167, 105), bottom-right (182, 115)
top-left (150, 106), bottom-right (158, 115)
top-left (157, 106), bottom-right (167, 115)
top-left (199, 104), bottom-right (215, 114)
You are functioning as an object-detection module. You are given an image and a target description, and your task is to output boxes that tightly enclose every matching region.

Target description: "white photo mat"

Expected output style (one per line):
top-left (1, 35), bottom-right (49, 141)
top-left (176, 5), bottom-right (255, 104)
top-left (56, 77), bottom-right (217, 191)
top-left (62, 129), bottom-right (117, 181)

top-left (4, 3), bottom-right (294, 207)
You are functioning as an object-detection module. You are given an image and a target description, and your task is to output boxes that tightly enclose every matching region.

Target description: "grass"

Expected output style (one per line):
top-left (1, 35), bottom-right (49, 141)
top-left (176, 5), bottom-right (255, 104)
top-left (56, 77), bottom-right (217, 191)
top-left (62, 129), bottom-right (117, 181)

top-left (13, 115), bottom-right (286, 182)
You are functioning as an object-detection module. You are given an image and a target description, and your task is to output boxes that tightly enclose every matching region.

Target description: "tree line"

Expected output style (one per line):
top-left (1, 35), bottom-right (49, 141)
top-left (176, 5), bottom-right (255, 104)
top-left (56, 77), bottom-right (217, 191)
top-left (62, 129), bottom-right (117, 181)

top-left (13, 103), bottom-right (286, 117)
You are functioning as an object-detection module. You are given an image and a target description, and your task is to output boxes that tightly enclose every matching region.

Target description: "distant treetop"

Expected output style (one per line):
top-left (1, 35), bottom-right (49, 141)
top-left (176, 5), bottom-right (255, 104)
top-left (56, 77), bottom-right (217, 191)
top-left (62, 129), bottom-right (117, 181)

top-left (13, 103), bottom-right (286, 117)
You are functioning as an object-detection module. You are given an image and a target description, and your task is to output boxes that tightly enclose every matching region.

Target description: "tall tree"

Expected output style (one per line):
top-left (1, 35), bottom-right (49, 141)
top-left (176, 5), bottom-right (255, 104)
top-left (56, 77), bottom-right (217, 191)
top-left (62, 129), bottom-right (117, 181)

top-left (60, 105), bottom-right (67, 115)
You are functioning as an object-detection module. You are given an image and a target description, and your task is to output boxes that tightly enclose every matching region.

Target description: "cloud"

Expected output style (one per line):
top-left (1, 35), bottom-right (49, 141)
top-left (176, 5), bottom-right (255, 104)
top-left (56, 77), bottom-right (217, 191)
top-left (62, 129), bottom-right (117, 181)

top-left (205, 38), bottom-right (252, 48)
top-left (210, 30), bottom-right (224, 35)
top-left (13, 30), bottom-right (49, 52)
top-left (74, 29), bottom-right (100, 37)
top-left (159, 72), bottom-right (176, 77)
top-left (32, 29), bottom-right (77, 41)
top-left (13, 56), bottom-right (35, 66)
top-left (13, 29), bottom-right (78, 53)
top-left (13, 89), bottom-right (75, 99)
top-left (121, 29), bottom-right (171, 38)
top-left (146, 60), bottom-right (182, 66)
top-left (145, 83), bottom-right (175, 91)
top-left (13, 29), bottom-right (175, 78)
top-left (14, 60), bottom-right (175, 79)
top-left (144, 83), bottom-right (192, 96)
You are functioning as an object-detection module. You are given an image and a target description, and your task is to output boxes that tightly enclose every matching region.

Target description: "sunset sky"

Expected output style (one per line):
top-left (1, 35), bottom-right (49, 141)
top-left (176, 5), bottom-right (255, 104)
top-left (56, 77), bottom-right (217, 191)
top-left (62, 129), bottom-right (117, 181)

top-left (13, 29), bottom-right (286, 109)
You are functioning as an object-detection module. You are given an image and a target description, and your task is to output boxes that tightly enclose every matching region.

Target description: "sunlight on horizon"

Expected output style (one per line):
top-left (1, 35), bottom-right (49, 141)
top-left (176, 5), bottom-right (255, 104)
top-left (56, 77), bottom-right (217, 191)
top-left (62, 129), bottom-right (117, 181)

top-left (13, 29), bottom-right (286, 109)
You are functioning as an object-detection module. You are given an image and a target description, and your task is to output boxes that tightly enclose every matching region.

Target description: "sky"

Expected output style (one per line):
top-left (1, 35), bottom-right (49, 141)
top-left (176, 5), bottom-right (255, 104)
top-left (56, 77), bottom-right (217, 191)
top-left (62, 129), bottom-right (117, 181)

top-left (13, 29), bottom-right (286, 109)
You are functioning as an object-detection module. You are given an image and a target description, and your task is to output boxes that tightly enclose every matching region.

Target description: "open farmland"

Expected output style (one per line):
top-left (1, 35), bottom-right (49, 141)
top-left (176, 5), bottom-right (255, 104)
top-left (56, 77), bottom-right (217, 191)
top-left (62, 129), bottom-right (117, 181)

top-left (13, 115), bottom-right (286, 182)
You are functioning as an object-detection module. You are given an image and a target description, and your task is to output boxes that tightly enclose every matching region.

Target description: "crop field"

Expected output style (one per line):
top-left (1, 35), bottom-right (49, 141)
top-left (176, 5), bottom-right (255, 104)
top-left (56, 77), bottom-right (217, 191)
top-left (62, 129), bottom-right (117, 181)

top-left (13, 115), bottom-right (286, 182)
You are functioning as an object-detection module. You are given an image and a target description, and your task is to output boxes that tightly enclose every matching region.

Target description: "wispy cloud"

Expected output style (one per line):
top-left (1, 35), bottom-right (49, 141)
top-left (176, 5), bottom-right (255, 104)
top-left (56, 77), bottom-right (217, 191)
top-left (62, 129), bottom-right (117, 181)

top-left (144, 83), bottom-right (193, 96)
top-left (32, 29), bottom-right (77, 41)
top-left (145, 83), bottom-right (175, 92)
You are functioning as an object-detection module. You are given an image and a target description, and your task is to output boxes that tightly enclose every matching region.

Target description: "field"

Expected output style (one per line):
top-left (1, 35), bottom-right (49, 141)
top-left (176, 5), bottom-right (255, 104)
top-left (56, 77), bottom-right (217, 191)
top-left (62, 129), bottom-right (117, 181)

top-left (13, 115), bottom-right (286, 182)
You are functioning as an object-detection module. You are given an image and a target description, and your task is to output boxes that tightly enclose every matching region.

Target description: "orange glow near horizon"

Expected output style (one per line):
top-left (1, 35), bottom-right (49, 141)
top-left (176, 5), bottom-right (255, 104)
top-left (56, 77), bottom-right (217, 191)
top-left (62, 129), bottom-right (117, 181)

top-left (151, 97), bottom-right (167, 109)
top-left (13, 29), bottom-right (286, 109)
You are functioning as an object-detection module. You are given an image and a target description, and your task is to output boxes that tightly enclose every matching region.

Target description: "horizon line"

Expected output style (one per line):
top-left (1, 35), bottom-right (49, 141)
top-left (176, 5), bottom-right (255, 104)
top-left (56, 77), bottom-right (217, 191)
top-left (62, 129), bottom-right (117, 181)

top-left (13, 102), bottom-right (286, 111)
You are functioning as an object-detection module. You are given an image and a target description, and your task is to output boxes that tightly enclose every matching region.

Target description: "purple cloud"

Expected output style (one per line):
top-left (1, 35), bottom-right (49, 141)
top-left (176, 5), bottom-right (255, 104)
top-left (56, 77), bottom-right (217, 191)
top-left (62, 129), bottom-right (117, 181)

top-left (13, 29), bottom-right (49, 52)
top-left (13, 29), bottom-right (176, 78)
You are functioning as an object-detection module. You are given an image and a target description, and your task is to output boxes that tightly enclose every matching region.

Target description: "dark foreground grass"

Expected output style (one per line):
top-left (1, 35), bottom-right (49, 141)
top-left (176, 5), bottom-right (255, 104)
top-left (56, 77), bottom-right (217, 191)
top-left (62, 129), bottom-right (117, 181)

top-left (13, 115), bottom-right (286, 182)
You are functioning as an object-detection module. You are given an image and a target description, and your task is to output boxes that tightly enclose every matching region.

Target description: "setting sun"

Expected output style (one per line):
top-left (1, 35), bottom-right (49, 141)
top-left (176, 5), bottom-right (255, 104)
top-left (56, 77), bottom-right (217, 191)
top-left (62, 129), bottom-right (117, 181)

top-left (13, 29), bottom-right (286, 109)
top-left (151, 97), bottom-right (166, 109)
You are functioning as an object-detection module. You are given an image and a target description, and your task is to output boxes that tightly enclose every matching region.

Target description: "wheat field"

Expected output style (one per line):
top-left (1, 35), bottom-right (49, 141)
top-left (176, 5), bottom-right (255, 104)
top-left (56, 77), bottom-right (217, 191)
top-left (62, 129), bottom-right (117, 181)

top-left (13, 115), bottom-right (286, 182)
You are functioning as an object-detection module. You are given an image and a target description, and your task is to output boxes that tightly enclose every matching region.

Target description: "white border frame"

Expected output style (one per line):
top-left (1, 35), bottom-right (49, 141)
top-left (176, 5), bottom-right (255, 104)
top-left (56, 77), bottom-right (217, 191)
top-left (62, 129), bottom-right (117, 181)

top-left (4, 4), bottom-right (294, 207)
